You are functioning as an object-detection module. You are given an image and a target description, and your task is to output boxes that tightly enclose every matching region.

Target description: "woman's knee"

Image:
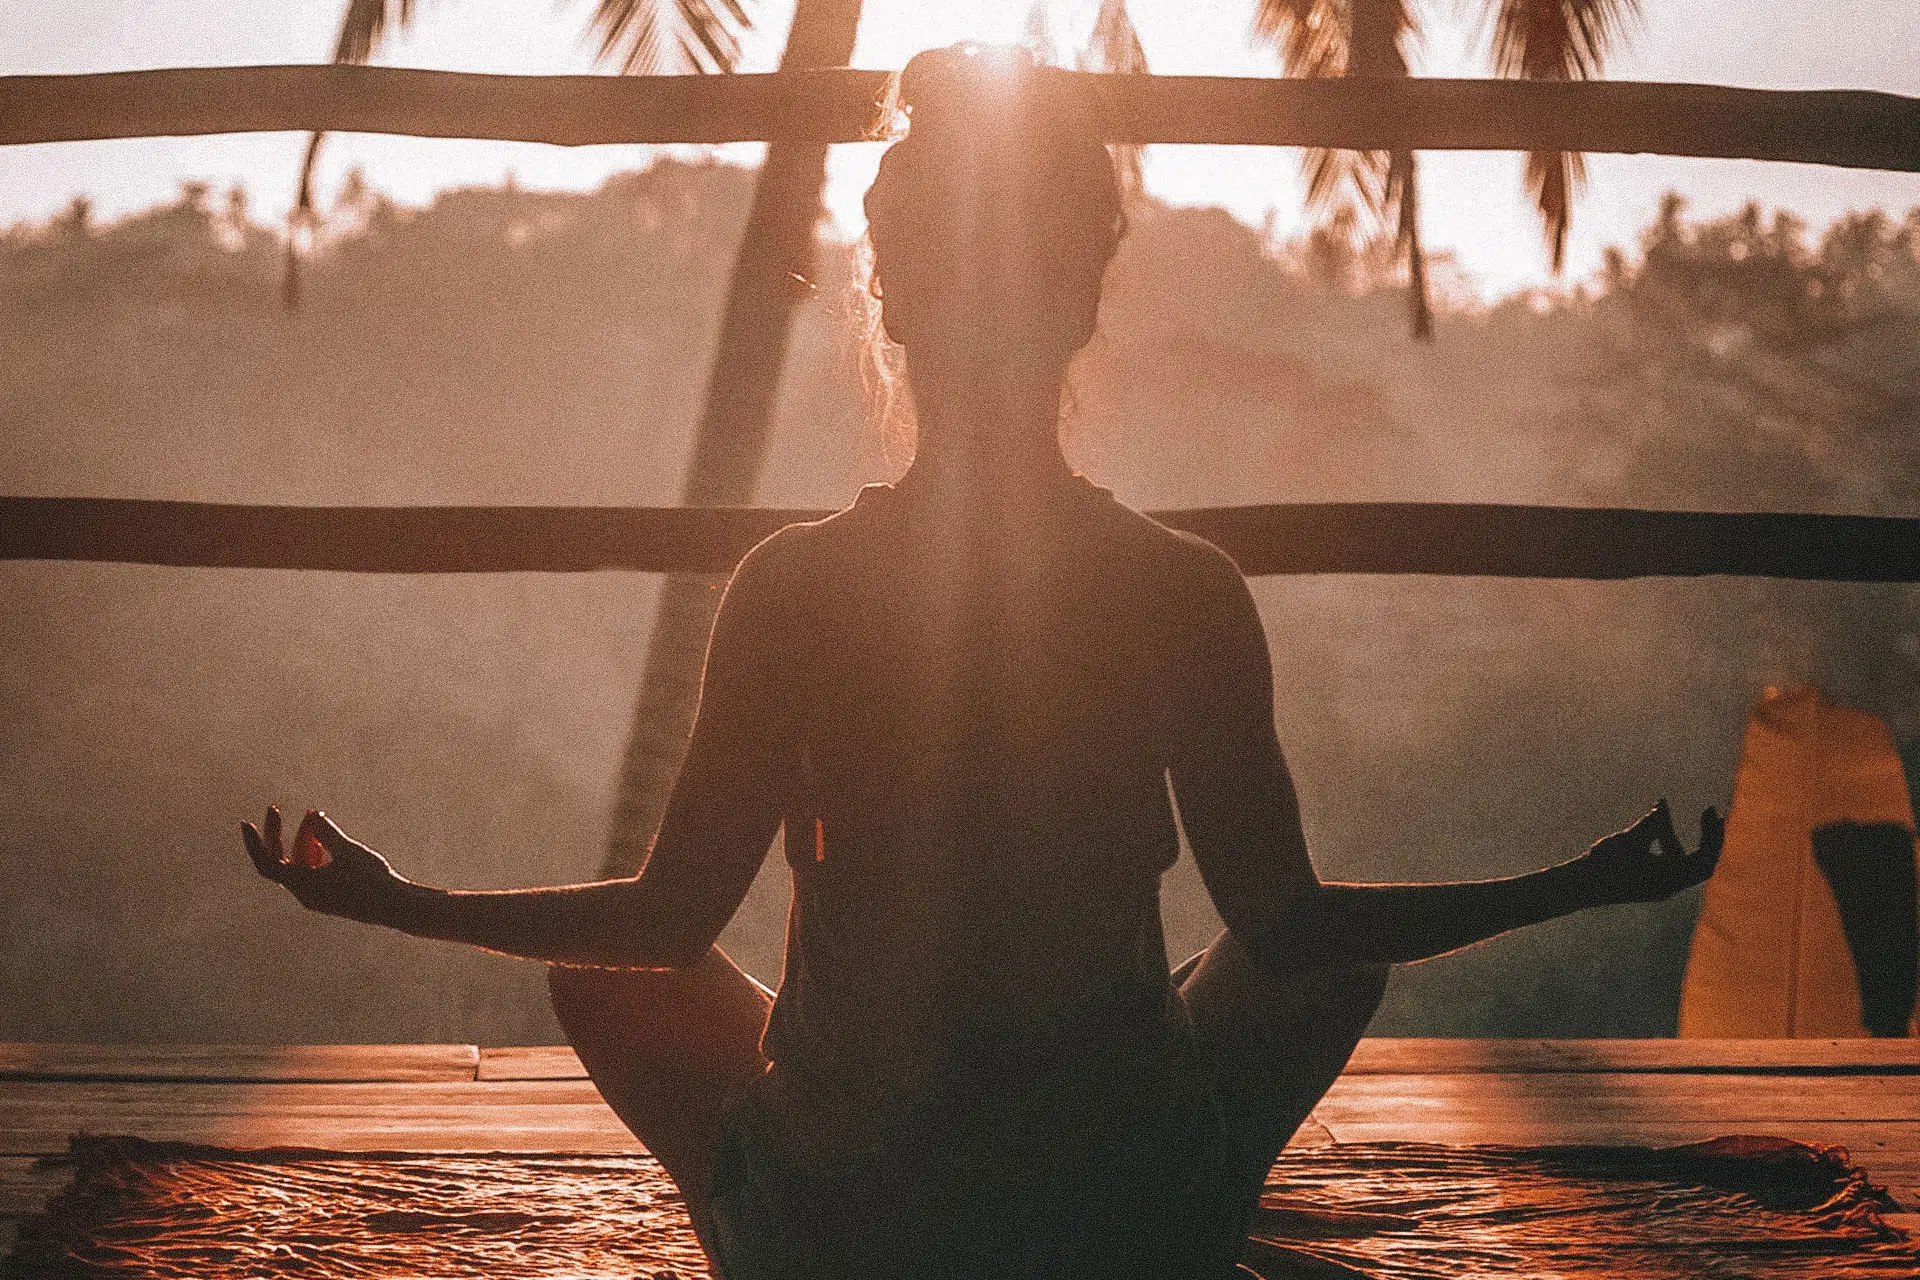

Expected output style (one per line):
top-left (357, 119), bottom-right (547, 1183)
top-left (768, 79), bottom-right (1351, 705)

top-left (1185, 931), bottom-right (1388, 1010)
top-left (1282, 960), bottom-right (1388, 1041)
top-left (545, 962), bottom-right (592, 1002)
top-left (1350, 963), bottom-right (1390, 1015)
top-left (547, 954), bottom-right (774, 1076)
top-left (547, 962), bottom-right (692, 1043)
top-left (1293, 957), bottom-right (1389, 1004)
top-left (546, 965), bottom-right (613, 1054)
top-left (546, 962), bottom-right (633, 1023)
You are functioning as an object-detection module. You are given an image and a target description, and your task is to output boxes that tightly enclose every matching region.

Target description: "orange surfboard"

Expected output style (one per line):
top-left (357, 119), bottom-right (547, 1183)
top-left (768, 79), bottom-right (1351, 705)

top-left (1680, 685), bottom-right (1918, 1038)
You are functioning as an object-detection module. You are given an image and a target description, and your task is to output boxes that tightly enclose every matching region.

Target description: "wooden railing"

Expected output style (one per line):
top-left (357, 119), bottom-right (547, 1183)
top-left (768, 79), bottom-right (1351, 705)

top-left (1, 68), bottom-right (1916, 172)
top-left (6, 65), bottom-right (1917, 583)
top-left (5, 497), bottom-right (1914, 581)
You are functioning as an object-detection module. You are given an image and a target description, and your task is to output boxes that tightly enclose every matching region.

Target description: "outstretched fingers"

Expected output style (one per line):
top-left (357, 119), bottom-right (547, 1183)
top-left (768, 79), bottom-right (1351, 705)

top-left (1650, 798), bottom-right (1682, 857)
top-left (1700, 806), bottom-right (1724, 847)
top-left (1695, 805), bottom-right (1725, 869)
top-left (242, 805), bottom-right (287, 882)
top-left (1595, 800), bottom-right (1726, 902)
top-left (241, 822), bottom-right (278, 879)
top-left (1619, 800), bottom-right (1675, 854)
top-left (1666, 806), bottom-right (1725, 894)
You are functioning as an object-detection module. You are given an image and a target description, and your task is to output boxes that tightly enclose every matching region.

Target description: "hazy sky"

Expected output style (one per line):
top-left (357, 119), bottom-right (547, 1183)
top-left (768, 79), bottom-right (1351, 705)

top-left (4, 0), bottom-right (1917, 297)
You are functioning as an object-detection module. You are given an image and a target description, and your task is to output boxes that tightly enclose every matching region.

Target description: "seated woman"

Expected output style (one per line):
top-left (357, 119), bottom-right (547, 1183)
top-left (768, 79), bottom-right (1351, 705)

top-left (242, 44), bottom-right (1723, 1280)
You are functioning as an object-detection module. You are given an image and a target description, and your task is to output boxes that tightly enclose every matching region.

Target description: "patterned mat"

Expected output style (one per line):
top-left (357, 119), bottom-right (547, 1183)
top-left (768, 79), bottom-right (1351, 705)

top-left (6, 1134), bottom-right (1915, 1278)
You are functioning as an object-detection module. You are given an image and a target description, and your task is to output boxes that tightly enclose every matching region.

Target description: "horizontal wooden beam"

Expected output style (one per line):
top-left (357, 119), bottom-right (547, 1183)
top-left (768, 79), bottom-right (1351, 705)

top-left (3, 66), bottom-right (1917, 172)
top-left (475, 1038), bottom-right (1920, 1082)
top-left (4, 496), bottom-right (1916, 581)
top-left (1343, 1038), bottom-right (1920, 1075)
top-left (0, 1043), bottom-right (481, 1084)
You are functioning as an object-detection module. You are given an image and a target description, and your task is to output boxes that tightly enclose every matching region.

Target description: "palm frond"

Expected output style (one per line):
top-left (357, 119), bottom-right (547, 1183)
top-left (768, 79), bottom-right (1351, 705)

top-left (1524, 146), bottom-right (1585, 271)
top-left (1491, 0), bottom-right (1636, 78)
top-left (1253, 0), bottom-right (1431, 338)
top-left (1251, 0), bottom-right (1366, 216)
top-left (591, 0), bottom-right (756, 75)
top-left (1252, 0), bottom-right (1345, 80)
top-left (1302, 145), bottom-right (1384, 217)
top-left (1490, 0), bottom-right (1640, 270)
top-left (332, 0), bottom-right (417, 64)
top-left (285, 0), bottom-right (761, 307)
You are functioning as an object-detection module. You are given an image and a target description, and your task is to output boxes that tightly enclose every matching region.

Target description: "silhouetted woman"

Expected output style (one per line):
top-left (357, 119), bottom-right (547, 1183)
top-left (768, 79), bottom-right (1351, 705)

top-left (244, 44), bottom-right (1722, 1280)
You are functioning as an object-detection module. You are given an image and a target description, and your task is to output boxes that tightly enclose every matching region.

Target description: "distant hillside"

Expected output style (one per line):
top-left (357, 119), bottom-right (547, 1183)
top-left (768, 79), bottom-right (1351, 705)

top-left (3, 164), bottom-right (1914, 1043)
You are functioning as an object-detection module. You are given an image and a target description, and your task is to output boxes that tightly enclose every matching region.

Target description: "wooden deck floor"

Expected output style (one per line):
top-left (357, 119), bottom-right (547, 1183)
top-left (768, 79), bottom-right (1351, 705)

top-left (5, 1039), bottom-right (1919, 1248)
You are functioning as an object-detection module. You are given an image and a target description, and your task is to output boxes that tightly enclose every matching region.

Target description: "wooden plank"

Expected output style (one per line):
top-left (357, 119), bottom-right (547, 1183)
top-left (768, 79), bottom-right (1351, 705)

top-left (0, 1080), bottom-right (632, 1155)
top-left (2, 1076), bottom-right (1914, 1219)
top-left (0, 65), bottom-right (893, 149)
top-left (0, 1079), bottom-right (606, 1115)
top-left (0, 499), bottom-right (809, 576)
top-left (479, 1046), bottom-right (586, 1081)
top-left (14, 1039), bottom-right (1910, 1083)
top-left (1, 68), bottom-right (1917, 174)
top-left (0, 1121), bottom-right (641, 1157)
top-left (6, 497), bottom-right (1920, 583)
top-left (5, 1047), bottom-right (1918, 1203)
top-left (471, 1038), bottom-right (1920, 1079)
top-left (1345, 1038), bottom-right (1920, 1075)
top-left (20, 1040), bottom-right (1904, 1082)
top-left (27, 1075), bottom-right (1918, 1133)
top-left (1317, 1073), bottom-right (1920, 1122)
top-left (0, 1043), bottom-right (478, 1084)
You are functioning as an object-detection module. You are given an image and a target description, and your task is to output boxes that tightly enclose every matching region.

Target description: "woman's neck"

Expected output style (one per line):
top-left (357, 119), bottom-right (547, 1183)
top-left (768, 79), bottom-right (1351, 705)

top-left (898, 354), bottom-right (1074, 502)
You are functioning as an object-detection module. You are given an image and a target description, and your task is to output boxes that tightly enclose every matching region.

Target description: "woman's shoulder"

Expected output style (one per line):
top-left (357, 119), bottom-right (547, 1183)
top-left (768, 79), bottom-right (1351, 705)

top-left (1088, 487), bottom-right (1246, 588)
top-left (723, 486), bottom-right (880, 591)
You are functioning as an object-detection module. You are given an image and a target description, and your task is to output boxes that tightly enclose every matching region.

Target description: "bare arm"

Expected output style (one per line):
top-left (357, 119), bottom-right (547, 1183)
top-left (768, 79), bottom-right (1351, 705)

top-left (1167, 546), bottom-right (1721, 978)
top-left (243, 535), bottom-right (798, 969)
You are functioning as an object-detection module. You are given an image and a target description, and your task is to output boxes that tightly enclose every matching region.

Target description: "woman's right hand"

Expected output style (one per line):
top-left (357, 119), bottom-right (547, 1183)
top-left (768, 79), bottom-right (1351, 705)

top-left (1573, 800), bottom-right (1724, 907)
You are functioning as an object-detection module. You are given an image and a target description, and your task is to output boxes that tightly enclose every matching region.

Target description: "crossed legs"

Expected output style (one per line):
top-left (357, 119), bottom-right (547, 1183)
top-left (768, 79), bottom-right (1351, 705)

top-left (548, 934), bottom-right (1388, 1265)
top-left (546, 948), bottom-right (772, 1255)
top-left (1175, 932), bottom-right (1390, 1208)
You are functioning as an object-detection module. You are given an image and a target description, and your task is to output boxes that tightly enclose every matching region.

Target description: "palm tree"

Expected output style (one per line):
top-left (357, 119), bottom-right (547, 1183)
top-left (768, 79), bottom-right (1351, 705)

top-left (282, 0), bottom-right (860, 878)
top-left (1252, 0), bottom-right (1430, 337)
top-left (596, 0), bottom-right (862, 876)
top-left (1252, 0), bottom-right (1639, 336)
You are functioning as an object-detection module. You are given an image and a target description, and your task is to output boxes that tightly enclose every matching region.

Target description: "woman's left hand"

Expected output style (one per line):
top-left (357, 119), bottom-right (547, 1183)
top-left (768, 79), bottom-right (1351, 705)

top-left (242, 806), bottom-right (411, 927)
top-left (1574, 800), bottom-right (1725, 907)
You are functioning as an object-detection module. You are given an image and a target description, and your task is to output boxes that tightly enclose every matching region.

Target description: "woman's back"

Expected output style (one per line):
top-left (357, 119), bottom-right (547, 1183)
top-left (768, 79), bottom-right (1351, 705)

top-left (711, 473), bottom-right (1248, 1279)
top-left (748, 474), bottom-right (1237, 1089)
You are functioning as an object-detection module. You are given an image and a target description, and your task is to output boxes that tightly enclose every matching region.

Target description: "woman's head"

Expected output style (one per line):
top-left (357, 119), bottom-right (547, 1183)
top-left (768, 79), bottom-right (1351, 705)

top-left (863, 45), bottom-right (1125, 378)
